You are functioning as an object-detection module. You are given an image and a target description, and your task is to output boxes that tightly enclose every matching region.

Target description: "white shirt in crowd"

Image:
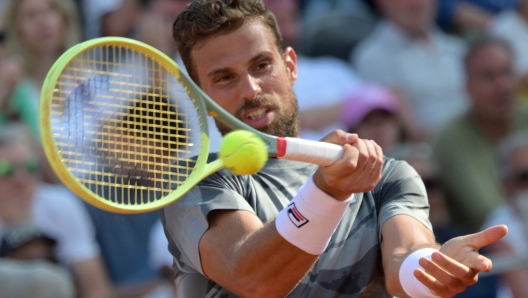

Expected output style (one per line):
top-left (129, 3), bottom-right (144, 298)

top-left (352, 21), bottom-right (468, 133)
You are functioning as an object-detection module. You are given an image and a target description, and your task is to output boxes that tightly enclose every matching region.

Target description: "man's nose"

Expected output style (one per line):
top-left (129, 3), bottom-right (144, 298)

top-left (240, 73), bottom-right (262, 100)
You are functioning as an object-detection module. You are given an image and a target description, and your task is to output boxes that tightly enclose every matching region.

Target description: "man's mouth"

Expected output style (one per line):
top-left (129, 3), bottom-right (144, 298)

top-left (241, 106), bottom-right (274, 129)
top-left (246, 107), bottom-right (270, 120)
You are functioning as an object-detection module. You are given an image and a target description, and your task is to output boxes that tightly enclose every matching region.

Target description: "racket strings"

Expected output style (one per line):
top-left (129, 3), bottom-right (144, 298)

top-left (51, 45), bottom-right (203, 205)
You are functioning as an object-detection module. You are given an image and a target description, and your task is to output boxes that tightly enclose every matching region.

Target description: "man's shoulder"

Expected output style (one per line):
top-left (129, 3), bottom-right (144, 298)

top-left (377, 157), bottom-right (418, 189)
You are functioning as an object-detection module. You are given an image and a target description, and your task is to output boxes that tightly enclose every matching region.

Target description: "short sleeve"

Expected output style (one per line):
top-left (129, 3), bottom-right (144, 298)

top-left (376, 159), bottom-right (433, 237)
top-left (161, 177), bottom-right (255, 275)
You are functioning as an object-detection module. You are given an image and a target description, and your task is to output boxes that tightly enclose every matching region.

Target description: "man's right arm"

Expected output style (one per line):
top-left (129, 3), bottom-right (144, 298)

top-left (199, 131), bottom-right (383, 297)
top-left (200, 209), bottom-right (317, 297)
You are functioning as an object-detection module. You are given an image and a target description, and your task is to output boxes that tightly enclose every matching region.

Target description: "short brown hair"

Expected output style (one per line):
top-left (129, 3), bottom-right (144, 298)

top-left (173, 0), bottom-right (283, 84)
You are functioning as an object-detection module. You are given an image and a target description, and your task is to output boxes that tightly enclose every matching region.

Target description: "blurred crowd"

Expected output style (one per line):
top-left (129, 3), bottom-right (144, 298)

top-left (0, 0), bottom-right (528, 297)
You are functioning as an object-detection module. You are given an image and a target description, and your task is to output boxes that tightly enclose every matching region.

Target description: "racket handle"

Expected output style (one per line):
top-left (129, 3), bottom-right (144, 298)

top-left (277, 137), bottom-right (344, 166)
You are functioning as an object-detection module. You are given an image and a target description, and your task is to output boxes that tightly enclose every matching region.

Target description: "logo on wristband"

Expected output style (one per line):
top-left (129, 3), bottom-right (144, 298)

top-left (287, 202), bottom-right (309, 228)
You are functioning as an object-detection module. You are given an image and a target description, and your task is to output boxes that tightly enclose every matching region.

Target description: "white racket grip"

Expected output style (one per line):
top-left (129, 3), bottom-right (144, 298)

top-left (279, 137), bottom-right (344, 166)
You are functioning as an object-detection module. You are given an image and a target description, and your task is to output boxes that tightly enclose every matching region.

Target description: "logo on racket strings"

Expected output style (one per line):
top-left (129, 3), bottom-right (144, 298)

top-left (287, 202), bottom-right (309, 228)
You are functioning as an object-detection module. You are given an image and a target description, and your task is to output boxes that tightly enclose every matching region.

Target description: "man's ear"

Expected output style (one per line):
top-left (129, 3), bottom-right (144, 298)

top-left (283, 46), bottom-right (298, 84)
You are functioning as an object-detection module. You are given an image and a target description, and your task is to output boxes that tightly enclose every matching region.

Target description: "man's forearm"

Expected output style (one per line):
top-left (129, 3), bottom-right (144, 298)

top-left (200, 210), bottom-right (318, 297)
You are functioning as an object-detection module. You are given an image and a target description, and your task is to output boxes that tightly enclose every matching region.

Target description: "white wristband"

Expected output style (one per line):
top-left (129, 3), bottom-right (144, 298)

top-left (399, 248), bottom-right (440, 298)
top-left (275, 174), bottom-right (354, 255)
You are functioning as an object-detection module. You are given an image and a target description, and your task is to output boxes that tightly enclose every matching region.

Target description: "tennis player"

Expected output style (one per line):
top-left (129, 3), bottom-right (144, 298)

top-left (161, 0), bottom-right (508, 297)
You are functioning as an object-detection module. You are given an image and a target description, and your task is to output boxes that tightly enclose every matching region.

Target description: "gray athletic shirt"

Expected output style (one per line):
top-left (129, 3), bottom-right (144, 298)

top-left (160, 155), bottom-right (432, 297)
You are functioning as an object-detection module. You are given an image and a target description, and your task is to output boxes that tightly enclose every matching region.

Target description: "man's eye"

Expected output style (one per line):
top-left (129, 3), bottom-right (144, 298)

top-left (216, 75), bottom-right (232, 83)
top-left (256, 62), bottom-right (270, 70)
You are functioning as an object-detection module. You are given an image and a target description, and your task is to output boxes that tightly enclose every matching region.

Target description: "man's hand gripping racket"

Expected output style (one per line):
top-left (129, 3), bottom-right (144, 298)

top-left (40, 37), bottom-right (345, 213)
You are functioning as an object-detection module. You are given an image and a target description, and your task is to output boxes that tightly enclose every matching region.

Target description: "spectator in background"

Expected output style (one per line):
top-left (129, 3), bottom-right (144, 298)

top-left (0, 23), bottom-right (23, 127)
top-left (341, 84), bottom-right (407, 152)
top-left (437, 0), bottom-right (518, 34)
top-left (299, 84), bottom-right (421, 152)
top-left (82, 0), bottom-right (143, 40)
top-left (352, 0), bottom-right (468, 138)
top-left (0, 258), bottom-right (75, 298)
top-left (136, 0), bottom-right (189, 56)
top-left (262, 0), bottom-right (364, 143)
top-left (488, 0), bottom-right (528, 99)
top-left (1, 222), bottom-right (58, 262)
top-left (300, 0), bottom-right (378, 60)
top-left (482, 130), bottom-right (528, 298)
top-left (2, 0), bottom-right (81, 141)
top-left (82, 0), bottom-right (188, 56)
top-left (0, 123), bottom-right (112, 298)
top-left (433, 36), bottom-right (528, 232)
top-left (388, 142), bottom-right (499, 298)
top-left (82, 204), bottom-right (168, 298)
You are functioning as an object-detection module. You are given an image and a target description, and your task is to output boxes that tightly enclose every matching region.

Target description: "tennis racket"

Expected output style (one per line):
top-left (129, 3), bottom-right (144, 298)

top-left (40, 37), bottom-right (344, 214)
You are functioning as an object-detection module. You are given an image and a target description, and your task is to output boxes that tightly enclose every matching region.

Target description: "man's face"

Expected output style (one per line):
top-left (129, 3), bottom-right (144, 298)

top-left (466, 45), bottom-right (517, 123)
top-left (377, 0), bottom-right (436, 36)
top-left (191, 20), bottom-right (300, 137)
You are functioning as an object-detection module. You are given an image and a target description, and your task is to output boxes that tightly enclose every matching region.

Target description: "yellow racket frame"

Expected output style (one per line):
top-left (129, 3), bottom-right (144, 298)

top-left (40, 37), bottom-right (224, 213)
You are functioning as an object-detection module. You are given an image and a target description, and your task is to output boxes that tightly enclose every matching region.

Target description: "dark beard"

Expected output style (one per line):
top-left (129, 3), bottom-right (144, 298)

top-left (214, 90), bottom-right (300, 138)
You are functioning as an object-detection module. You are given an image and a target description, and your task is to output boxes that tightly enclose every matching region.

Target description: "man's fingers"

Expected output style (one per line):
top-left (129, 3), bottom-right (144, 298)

top-left (462, 224), bottom-right (508, 250)
top-left (413, 269), bottom-right (447, 297)
top-left (369, 140), bottom-right (383, 181)
top-left (354, 140), bottom-right (383, 192)
top-left (429, 252), bottom-right (479, 284)
top-left (418, 257), bottom-right (467, 295)
top-left (319, 130), bottom-right (358, 146)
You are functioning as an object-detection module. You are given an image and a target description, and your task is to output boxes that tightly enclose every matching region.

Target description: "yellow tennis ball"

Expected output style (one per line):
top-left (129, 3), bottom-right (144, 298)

top-left (219, 130), bottom-right (268, 175)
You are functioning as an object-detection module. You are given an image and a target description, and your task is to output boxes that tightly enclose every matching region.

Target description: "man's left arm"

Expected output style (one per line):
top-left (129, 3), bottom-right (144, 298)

top-left (381, 214), bottom-right (507, 297)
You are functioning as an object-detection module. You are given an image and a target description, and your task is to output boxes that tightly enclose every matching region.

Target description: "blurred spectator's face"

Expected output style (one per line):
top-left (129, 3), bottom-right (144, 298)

top-left (354, 110), bottom-right (401, 151)
top-left (0, 143), bottom-right (39, 212)
top-left (466, 45), bottom-right (516, 123)
top-left (265, 0), bottom-right (300, 48)
top-left (16, 0), bottom-right (66, 55)
top-left (377, 0), bottom-right (436, 36)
